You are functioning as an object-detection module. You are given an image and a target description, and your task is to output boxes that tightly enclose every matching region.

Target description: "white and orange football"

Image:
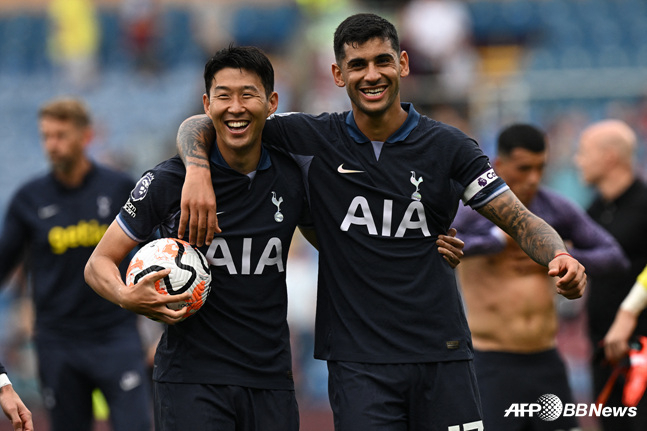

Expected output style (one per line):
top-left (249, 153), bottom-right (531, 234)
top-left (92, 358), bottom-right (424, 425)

top-left (126, 238), bottom-right (211, 320)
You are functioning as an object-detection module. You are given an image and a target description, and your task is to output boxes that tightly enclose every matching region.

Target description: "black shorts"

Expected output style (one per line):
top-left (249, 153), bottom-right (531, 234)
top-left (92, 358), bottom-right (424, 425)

top-left (37, 339), bottom-right (151, 431)
top-left (473, 349), bottom-right (580, 431)
top-left (153, 382), bottom-right (299, 431)
top-left (327, 360), bottom-right (484, 431)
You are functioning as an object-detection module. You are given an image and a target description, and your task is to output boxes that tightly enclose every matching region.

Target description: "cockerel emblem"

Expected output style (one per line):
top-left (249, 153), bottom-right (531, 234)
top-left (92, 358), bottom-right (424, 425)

top-left (271, 191), bottom-right (284, 222)
top-left (410, 171), bottom-right (423, 201)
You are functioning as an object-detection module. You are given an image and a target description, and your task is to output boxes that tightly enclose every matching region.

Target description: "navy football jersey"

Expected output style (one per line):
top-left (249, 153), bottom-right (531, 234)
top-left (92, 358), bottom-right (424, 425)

top-left (262, 103), bottom-right (508, 363)
top-left (0, 164), bottom-right (138, 344)
top-left (117, 147), bottom-right (309, 390)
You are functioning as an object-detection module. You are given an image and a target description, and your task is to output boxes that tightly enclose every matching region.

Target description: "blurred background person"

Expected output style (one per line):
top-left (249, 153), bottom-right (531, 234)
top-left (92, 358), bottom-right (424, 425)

top-left (398, 0), bottom-right (478, 102)
top-left (46, 0), bottom-right (100, 90)
top-left (120, 0), bottom-right (160, 76)
top-left (604, 264), bottom-right (647, 363)
top-left (574, 119), bottom-right (647, 430)
top-left (0, 98), bottom-right (152, 431)
top-left (453, 123), bottom-right (628, 431)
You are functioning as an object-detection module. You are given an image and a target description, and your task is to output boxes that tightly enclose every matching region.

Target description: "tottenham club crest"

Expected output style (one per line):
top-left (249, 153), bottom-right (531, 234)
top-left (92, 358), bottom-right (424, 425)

top-left (97, 196), bottom-right (112, 218)
top-left (271, 191), bottom-right (284, 222)
top-left (410, 171), bottom-right (423, 201)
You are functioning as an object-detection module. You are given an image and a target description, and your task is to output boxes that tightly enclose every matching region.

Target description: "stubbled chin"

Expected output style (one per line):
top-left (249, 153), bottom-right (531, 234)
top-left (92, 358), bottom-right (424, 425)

top-left (357, 101), bottom-right (389, 117)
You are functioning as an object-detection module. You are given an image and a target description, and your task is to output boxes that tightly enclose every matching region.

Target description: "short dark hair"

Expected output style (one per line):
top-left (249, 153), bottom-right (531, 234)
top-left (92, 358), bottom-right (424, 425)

top-left (204, 45), bottom-right (274, 98)
top-left (497, 124), bottom-right (546, 156)
top-left (333, 13), bottom-right (400, 63)
top-left (38, 98), bottom-right (92, 128)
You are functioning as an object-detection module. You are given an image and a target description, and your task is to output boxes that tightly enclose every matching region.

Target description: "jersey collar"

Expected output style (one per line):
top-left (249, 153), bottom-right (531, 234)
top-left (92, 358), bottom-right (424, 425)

top-left (209, 143), bottom-right (272, 172)
top-left (345, 103), bottom-right (420, 144)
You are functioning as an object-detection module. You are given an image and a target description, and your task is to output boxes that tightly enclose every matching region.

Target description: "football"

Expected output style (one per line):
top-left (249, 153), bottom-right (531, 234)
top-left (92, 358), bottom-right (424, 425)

top-left (126, 238), bottom-right (211, 320)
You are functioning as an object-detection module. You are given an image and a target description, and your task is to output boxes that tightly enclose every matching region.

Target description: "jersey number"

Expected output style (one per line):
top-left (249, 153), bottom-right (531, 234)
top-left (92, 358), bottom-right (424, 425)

top-left (448, 420), bottom-right (484, 431)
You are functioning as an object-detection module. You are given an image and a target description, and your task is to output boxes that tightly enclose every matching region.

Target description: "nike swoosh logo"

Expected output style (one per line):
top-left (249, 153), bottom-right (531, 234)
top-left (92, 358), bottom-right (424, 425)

top-left (216, 211), bottom-right (225, 215)
top-left (337, 164), bottom-right (365, 174)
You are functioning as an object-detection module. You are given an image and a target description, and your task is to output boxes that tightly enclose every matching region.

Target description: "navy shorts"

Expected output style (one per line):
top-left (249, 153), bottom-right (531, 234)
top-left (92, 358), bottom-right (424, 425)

top-left (37, 338), bottom-right (151, 431)
top-left (473, 349), bottom-right (580, 431)
top-left (327, 360), bottom-right (484, 431)
top-left (153, 382), bottom-right (299, 431)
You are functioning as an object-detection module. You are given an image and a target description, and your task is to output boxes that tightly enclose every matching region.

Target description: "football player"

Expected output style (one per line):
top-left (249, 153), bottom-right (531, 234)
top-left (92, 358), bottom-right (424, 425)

top-left (174, 14), bottom-right (587, 431)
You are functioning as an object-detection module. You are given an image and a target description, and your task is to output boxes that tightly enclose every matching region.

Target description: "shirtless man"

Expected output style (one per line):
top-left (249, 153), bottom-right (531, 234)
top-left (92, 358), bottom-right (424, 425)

top-left (453, 123), bottom-right (628, 431)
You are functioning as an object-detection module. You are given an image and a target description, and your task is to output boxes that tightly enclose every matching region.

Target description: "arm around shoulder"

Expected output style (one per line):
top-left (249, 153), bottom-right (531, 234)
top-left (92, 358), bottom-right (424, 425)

top-left (177, 114), bottom-right (215, 168)
top-left (176, 114), bottom-right (220, 245)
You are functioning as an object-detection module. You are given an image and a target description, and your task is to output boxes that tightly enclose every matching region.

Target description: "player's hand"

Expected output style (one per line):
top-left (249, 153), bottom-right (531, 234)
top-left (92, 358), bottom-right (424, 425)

top-left (548, 254), bottom-right (586, 299)
top-left (0, 384), bottom-right (33, 431)
top-left (603, 309), bottom-right (638, 364)
top-left (179, 166), bottom-right (219, 247)
top-left (437, 228), bottom-right (464, 268)
top-left (118, 269), bottom-right (192, 325)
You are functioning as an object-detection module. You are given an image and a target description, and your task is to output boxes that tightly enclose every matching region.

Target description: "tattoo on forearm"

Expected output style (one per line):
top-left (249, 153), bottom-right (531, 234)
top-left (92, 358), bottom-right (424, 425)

top-left (479, 191), bottom-right (565, 266)
top-left (177, 116), bottom-right (215, 168)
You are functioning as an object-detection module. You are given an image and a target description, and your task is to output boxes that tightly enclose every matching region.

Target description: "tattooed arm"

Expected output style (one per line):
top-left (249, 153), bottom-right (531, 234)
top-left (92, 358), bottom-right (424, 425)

top-left (477, 190), bottom-right (587, 299)
top-left (177, 115), bottom-right (218, 246)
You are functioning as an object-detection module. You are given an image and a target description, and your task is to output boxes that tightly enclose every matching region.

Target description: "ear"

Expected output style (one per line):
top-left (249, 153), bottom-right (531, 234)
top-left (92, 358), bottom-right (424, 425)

top-left (399, 50), bottom-right (410, 78)
top-left (267, 91), bottom-right (279, 116)
top-left (332, 63), bottom-right (346, 88)
top-left (202, 93), bottom-right (210, 116)
top-left (82, 127), bottom-right (94, 149)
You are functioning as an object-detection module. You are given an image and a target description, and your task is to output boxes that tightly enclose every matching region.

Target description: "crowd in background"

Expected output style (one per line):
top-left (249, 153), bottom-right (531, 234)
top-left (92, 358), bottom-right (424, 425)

top-left (1, 0), bottom-right (647, 429)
